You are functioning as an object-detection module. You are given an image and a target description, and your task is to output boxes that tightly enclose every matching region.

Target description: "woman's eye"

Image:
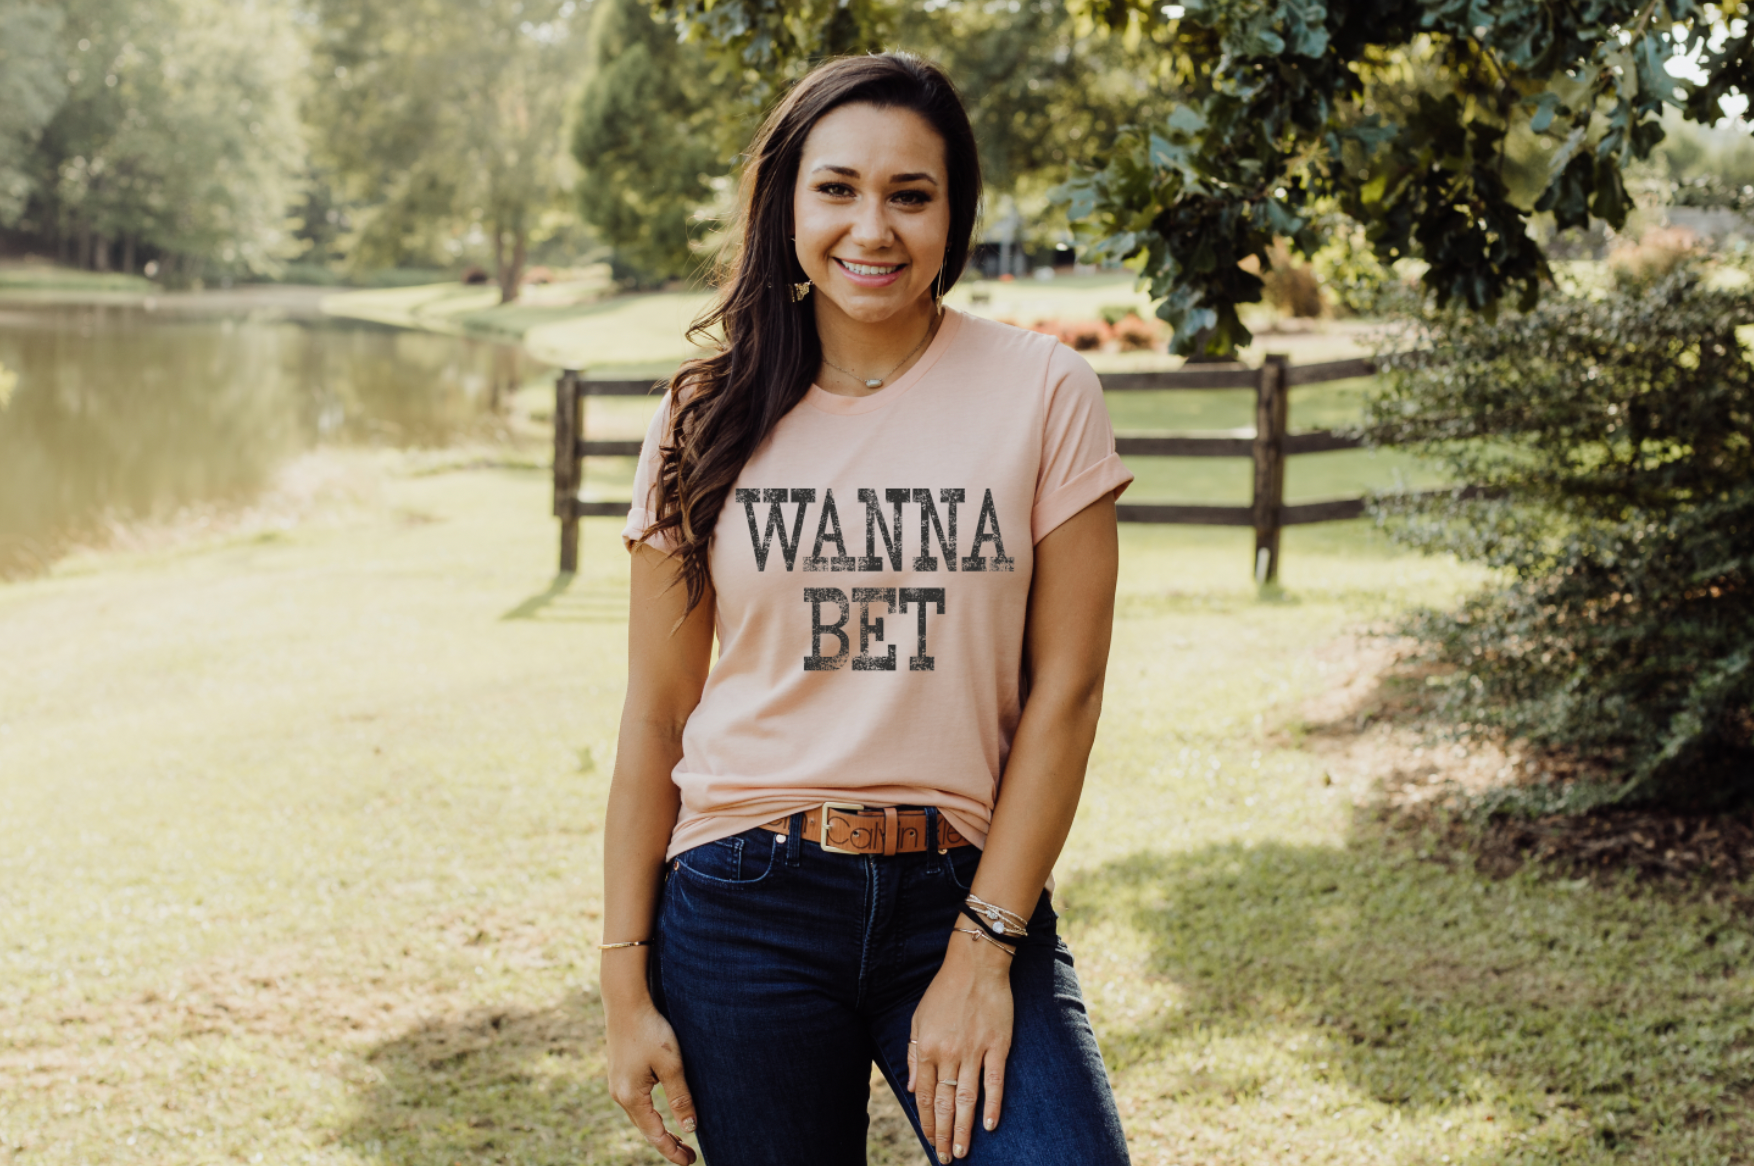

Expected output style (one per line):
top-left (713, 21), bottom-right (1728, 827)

top-left (818, 182), bottom-right (854, 197)
top-left (893, 190), bottom-right (930, 206)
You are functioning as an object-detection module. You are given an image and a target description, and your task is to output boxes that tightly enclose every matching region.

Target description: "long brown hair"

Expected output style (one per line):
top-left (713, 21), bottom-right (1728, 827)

top-left (645, 53), bottom-right (982, 614)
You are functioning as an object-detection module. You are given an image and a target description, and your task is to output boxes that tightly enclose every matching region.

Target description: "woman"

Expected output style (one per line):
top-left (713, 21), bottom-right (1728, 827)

top-left (602, 53), bottom-right (1133, 1166)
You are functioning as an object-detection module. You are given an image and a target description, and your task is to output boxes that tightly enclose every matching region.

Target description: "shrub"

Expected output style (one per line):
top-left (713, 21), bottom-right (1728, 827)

top-left (1367, 262), bottom-right (1754, 811)
top-left (1111, 313), bottom-right (1162, 351)
top-left (1608, 226), bottom-right (1700, 289)
top-left (1310, 218), bottom-right (1399, 316)
top-left (1245, 239), bottom-right (1325, 318)
top-left (1032, 318), bottom-right (1109, 350)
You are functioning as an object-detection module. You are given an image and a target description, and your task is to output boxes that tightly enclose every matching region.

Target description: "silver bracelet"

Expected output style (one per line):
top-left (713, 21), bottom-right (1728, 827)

top-left (964, 892), bottom-right (1028, 939)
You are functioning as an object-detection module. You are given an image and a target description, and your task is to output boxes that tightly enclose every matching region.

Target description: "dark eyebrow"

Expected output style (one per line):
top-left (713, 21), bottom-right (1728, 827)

top-left (810, 163), bottom-right (940, 187)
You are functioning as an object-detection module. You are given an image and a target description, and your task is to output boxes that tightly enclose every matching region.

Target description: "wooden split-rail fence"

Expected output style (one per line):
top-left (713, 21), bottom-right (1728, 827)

top-left (551, 352), bottom-right (1383, 583)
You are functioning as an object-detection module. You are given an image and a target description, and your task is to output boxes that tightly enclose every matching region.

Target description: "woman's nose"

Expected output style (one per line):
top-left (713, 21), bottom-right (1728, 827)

top-left (848, 198), bottom-right (895, 249)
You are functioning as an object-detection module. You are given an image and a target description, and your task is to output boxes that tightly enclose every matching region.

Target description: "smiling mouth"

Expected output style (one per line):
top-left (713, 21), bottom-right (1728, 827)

top-left (835, 258), bottom-right (906, 277)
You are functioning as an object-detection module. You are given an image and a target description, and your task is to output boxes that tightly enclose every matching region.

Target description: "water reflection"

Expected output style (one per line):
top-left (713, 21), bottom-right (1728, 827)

top-left (0, 303), bottom-right (545, 576)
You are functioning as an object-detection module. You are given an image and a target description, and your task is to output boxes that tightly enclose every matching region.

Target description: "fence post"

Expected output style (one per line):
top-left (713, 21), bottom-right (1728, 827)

top-left (1251, 353), bottom-right (1290, 585)
top-left (553, 369), bottom-right (583, 574)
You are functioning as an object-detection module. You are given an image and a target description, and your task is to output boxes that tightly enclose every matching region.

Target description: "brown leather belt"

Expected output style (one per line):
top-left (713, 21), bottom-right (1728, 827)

top-left (760, 802), bottom-right (970, 856)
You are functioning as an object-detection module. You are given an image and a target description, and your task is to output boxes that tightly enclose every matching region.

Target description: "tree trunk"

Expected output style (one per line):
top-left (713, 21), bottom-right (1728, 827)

top-left (93, 235), bottom-right (111, 272)
top-left (497, 223), bottom-right (526, 305)
top-left (121, 235), bottom-right (135, 274)
top-left (77, 226), bottom-right (92, 270)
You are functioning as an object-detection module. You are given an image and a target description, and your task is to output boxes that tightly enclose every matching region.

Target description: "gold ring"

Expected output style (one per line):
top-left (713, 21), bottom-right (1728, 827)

top-left (938, 1079), bottom-right (958, 1087)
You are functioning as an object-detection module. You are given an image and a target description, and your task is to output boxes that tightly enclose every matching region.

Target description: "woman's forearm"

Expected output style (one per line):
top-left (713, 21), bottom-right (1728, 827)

top-left (967, 676), bottom-right (1103, 918)
top-left (599, 713), bottom-right (688, 1014)
top-left (601, 546), bottom-right (716, 1016)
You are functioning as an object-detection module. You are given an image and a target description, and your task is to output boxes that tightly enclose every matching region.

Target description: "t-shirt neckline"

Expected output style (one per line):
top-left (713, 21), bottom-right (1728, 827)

top-left (804, 308), bottom-right (965, 416)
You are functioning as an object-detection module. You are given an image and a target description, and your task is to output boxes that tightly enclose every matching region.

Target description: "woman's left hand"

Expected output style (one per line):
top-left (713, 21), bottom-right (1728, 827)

top-left (908, 932), bottom-right (1014, 1163)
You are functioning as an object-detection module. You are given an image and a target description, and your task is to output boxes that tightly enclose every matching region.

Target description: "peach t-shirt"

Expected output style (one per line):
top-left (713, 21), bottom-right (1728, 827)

top-left (623, 309), bottom-right (1133, 859)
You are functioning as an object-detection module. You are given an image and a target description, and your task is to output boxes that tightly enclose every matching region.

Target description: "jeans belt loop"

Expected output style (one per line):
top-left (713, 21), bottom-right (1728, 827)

top-left (785, 810), bottom-right (804, 866)
top-left (925, 806), bottom-right (941, 856)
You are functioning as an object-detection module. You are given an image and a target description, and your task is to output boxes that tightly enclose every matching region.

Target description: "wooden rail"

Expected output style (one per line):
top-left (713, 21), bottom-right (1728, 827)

top-left (550, 354), bottom-right (1400, 581)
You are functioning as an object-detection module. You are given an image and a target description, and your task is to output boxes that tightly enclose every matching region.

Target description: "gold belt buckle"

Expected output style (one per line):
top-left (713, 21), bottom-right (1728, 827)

top-left (818, 801), bottom-right (869, 854)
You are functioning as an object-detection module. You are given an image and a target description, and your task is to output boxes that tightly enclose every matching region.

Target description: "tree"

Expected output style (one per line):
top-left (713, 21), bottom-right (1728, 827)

top-left (894, 0), bottom-right (1175, 200)
top-left (571, 0), bottom-right (736, 285)
top-left (658, 0), bottom-right (1754, 355)
top-left (307, 0), bottom-right (584, 301)
top-left (1057, 0), bottom-right (1754, 354)
top-left (10, 0), bottom-right (306, 279)
top-left (643, 0), bottom-right (1180, 265)
top-left (0, 1), bottom-right (68, 227)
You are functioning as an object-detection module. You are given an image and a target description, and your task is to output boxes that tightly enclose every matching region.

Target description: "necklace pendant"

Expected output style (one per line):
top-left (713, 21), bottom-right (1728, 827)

top-left (865, 378), bottom-right (883, 388)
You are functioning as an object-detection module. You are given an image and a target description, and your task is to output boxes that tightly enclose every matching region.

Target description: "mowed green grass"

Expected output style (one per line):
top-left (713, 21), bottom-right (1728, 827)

top-left (2, 459), bottom-right (1751, 1165)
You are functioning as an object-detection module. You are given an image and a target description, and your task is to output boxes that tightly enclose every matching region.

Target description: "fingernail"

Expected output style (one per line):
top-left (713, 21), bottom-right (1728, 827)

top-left (954, 1144), bottom-right (965, 1157)
top-left (984, 1117), bottom-right (995, 1131)
top-left (681, 1117), bottom-right (695, 1133)
top-left (938, 1154), bottom-right (950, 1165)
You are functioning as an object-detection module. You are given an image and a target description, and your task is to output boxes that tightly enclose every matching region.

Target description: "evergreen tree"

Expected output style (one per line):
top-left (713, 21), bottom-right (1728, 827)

top-left (571, 0), bottom-right (735, 285)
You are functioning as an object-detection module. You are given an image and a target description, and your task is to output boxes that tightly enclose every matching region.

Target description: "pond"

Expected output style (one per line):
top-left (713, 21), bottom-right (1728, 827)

top-left (0, 301), bottom-right (548, 577)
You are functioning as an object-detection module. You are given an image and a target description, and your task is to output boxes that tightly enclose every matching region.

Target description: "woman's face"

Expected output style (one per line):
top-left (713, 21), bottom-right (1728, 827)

top-left (791, 102), bottom-right (951, 327)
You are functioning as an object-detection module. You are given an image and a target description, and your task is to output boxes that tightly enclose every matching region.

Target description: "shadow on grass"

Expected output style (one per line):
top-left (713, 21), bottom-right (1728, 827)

top-left (1061, 833), bottom-right (1754, 1158)
top-left (342, 988), bottom-right (923, 1165)
top-left (500, 573), bottom-right (575, 621)
top-left (499, 573), bottom-right (626, 624)
top-left (340, 990), bottom-right (642, 1165)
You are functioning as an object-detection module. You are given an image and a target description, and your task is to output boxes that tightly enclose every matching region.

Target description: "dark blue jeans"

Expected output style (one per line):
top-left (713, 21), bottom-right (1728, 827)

top-left (651, 811), bottom-right (1130, 1166)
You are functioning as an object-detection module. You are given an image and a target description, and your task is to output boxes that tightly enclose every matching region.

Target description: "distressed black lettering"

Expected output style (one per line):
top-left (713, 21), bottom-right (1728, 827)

top-left (851, 587), bottom-right (897, 671)
top-left (960, 488), bottom-right (1016, 572)
top-left (910, 488), bottom-right (964, 572)
top-left (736, 487), bottom-right (815, 571)
top-left (804, 488), bottom-right (857, 571)
top-left (803, 587), bottom-right (850, 670)
top-left (858, 488), bottom-right (908, 571)
top-left (898, 587), bottom-right (945, 671)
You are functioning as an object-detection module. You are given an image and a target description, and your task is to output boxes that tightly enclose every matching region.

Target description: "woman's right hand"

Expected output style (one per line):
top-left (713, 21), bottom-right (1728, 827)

top-left (606, 997), bottom-right (699, 1165)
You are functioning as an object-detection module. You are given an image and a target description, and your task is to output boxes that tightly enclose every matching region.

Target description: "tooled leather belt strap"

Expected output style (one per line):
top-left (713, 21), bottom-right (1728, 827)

top-left (759, 803), bottom-right (971, 856)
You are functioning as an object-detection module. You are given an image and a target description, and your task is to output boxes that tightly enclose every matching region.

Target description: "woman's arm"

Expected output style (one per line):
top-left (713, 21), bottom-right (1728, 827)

top-left (909, 494), bottom-right (1119, 1163)
top-left (602, 543), bottom-right (715, 1166)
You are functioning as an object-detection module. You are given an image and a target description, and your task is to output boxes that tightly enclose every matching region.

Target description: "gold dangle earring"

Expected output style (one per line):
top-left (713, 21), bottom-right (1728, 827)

top-left (789, 233), bottom-right (812, 301)
top-left (934, 265), bottom-right (945, 316)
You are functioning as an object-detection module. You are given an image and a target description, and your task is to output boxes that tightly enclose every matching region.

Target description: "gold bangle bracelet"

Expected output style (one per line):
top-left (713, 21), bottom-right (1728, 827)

top-left (598, 940), bottom-right (651, 950)
top-left (954, 926), bottom-right (1015, 957)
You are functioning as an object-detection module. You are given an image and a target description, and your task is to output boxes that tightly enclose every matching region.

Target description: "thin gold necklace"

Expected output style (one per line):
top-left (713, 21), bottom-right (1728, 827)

top-left (820, 316), bottom-right (937, 389)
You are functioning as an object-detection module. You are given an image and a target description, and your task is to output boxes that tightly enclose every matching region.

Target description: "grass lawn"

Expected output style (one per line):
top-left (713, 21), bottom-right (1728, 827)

top-left (2, 449), bottom-right (1749, 1165)
top-left (0, 263), bottom-right (155, 295)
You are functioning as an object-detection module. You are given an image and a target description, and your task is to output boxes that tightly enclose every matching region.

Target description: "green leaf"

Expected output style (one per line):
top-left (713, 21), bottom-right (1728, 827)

top-left (1527, 91), bottom-right (1562, 135)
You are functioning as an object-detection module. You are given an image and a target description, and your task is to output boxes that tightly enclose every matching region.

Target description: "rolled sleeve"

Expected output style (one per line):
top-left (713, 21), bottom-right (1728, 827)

top-left (1032, 347), bottom-right (1133, 543)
